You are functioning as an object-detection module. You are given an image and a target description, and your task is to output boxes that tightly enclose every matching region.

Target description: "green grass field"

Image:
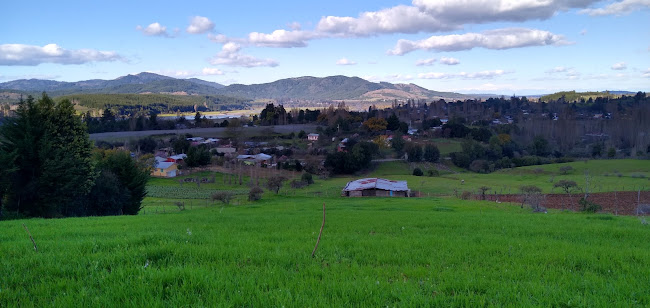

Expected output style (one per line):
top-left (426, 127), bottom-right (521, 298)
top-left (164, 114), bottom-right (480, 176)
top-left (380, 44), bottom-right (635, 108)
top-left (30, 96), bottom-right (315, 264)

top-left (2, 160), bottom-right (650, 306)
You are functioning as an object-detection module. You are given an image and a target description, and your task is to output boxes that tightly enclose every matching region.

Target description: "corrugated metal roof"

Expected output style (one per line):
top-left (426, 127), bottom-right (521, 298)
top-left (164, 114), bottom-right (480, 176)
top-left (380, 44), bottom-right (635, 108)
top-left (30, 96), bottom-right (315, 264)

top-left (343, 178), bottom-right (409, 192)
top-left (156, 161), bottom-right (176, 169)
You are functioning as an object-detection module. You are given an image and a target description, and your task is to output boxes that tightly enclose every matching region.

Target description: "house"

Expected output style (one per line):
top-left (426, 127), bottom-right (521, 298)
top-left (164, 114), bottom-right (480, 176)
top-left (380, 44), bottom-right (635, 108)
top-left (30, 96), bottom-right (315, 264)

top-left (169, 154), bottom-right (187, 163)
top-left (308, 133), bottom-right (319, 141)
top-left (152, 161), bottom-right (178, 178)
top-left (342, 178), bottom-right (410, 197)
top-left (236, 153), bottom-right (272, 165)
top-left (215, 146), bottom-right (237, 154)
top-left (337, 138), bottom-right (349, 152)
top-left (201, 138), bottom-right (220, 144)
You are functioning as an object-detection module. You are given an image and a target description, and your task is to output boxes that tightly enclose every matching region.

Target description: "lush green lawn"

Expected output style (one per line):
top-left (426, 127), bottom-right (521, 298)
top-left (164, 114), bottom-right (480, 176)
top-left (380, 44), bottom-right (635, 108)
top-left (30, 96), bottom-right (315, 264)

top-left (3, 159), bottom-right (650, 306)
top-left (2, 194), bottom-right (650, 306)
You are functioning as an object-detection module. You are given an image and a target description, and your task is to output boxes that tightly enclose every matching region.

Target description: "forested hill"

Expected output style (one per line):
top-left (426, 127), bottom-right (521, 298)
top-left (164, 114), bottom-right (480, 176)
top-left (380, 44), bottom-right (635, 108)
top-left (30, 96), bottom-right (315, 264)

top-left (214, 75), bottom-right (471, 100)
top-left (0, 72), bottom-right (226, 97)
top-left (0, 73), bottom-right (470, 102)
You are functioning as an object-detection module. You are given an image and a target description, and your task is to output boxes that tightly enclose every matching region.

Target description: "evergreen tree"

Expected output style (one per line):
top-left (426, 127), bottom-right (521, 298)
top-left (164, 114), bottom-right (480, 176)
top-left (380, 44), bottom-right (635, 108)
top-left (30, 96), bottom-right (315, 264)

top-left (0, 94), bottom-right (96, 217)
top-left (93, 150), bottom-right (150, 215)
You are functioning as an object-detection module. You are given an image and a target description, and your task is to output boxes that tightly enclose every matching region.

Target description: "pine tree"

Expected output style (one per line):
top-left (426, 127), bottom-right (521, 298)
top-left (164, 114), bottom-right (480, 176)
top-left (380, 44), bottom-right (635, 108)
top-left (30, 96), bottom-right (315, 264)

top-left (0, 94), bottom-right (96, 217)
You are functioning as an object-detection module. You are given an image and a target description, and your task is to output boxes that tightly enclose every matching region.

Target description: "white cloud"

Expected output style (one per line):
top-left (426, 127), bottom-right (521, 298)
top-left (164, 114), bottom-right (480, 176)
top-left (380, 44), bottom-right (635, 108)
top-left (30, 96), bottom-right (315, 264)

top-left (416, 58), bottom-right (436, 66)
top-left (336, 58), bottom-right (357, 65)
top-left (201, 67), bottom-right (224, 75)
top-left (248, 30), bottom-right (318, 48)
top-left (642, 68), bottom-right (650, 78)
top-left (439, 57), bottom-right (460, 65)
top-left (0, 43), bottom-right (123, 66)
top-left (136, 22), bottom-right (172, 37)
top-left (187, 16), bottom-right (215, 34)
top-left (413, 0), bottom-right (600, 24)
top-left (210, 43), bottom-right (278, 67)
top-left (418, 69), bottom-right (510, 79)
top-left (580, 0), bottom-right (650, 16)
top-left (389, 28), bottom-right (568, 55)
top-left (150, 68), bottom-right (224, 78)
top-left (611, 62), bottom-right (627, 70)
top-left (316, 5), bottom-right (455, 37)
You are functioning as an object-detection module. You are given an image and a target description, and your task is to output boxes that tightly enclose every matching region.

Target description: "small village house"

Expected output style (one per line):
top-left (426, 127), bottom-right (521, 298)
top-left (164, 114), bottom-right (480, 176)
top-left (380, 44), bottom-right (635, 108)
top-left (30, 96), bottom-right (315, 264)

top-left (152, 161), bottom-right (178, 178)
top-left (342, 178), bottom-right (410, 197)
top-left (308, 133), bottom-right (319, 141)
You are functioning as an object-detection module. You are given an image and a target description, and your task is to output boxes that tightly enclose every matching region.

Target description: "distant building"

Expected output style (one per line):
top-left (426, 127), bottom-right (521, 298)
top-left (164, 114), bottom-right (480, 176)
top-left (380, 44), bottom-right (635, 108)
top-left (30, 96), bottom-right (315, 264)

top-left (236, 153), bottom-right (272, 165)
top-left (342, 178), bottom-right (410, 197)
top-left (215, 146), bottom-right (237, 154)
top-left (152, 161), bottom-right (178, 178)
top-left (308, 133), bottom-right (319, 141)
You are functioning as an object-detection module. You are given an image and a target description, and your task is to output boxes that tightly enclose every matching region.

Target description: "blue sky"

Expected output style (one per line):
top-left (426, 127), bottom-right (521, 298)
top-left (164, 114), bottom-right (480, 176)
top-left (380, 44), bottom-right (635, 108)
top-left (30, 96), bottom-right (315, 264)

top-left (1, 0), bottom-right (649, 95)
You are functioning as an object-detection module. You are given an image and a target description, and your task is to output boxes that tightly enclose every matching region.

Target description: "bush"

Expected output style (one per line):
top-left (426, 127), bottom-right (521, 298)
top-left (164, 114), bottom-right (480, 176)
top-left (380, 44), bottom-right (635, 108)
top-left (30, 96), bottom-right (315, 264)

top-left (412, 168), bottom-right (423, 176)
top-left (460, 191), bottom-right (472, 200)
top-left (301, 173), bottom-right (314, 185)
top-left (211, 191), bottom-right (234, 205)
top-left (248, 186), bottom-right (263, 201)
top-left (579, 198), bottom-right (601, 213)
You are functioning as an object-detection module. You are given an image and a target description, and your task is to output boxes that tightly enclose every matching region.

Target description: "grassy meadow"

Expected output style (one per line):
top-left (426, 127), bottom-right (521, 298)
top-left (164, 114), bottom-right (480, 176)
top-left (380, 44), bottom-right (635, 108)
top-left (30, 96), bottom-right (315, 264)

top-left (2, 159), bottom-right (650, 306)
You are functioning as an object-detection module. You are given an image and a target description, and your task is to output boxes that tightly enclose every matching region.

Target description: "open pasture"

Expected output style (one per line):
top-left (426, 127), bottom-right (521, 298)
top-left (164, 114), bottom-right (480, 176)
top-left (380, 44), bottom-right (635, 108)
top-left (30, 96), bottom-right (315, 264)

top-left (2, 194), bottom-right (650, 306)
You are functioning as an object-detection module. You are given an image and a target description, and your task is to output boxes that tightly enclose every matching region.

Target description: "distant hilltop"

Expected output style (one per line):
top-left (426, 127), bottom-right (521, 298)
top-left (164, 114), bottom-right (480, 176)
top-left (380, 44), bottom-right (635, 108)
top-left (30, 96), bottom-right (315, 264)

top-left (0, 73), bottom-right (473, 102)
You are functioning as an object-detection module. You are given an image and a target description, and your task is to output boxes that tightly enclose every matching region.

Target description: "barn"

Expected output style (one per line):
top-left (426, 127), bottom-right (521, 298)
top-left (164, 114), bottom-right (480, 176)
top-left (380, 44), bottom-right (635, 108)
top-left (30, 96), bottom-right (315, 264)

top-left (342, 178), bottom-right (410, 197)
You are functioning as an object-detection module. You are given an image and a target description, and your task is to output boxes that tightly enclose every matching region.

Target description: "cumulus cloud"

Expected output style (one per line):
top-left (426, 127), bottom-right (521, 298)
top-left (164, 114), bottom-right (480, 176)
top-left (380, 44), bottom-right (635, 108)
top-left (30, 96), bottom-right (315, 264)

top-left (439, 57), bottom-right (460, 65)
top-left (0, 43), bottom-right (123, 66)
top-left (316, 5), bottom-right (455, 37)
top-left (418, 69), bottom-right (510, 79)
top-left (210, 43), bottom-right (278, 67)
top-left (212, 1), bottom-right (603, 50)
top-left (413, 0), bottom-right (600, 24)
top-left (248, 30), bottom-right (318, 48)
top-left (611, 62), bottom-right (627, 70)
top-left (186, 16), bottom-right (215, 34)
top-left (416, 58), bottom-right (436, 66)
top-left (336, 58), bottom-right (357, 65)
top-left (580, 0), bottom-right (650, 16)
top-left (389, 28), bottom-right (568, 55)
top-left (136, 22), bottom-right (172, 37)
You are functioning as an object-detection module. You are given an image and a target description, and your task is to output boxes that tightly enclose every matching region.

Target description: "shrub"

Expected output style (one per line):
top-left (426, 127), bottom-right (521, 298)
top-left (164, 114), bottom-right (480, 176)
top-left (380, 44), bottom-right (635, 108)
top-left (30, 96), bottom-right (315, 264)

top-left (211, 191), bottom-right (234, 205)
top-left (579, 198), bottom-right (601, 213)
top-left (460, 191), bottom-right (472, 200)
top-left (301, 173), bottom-right (314, 185)
top-left (248, 186), bottom-right (263, 201)
top-left (412, 168), bottom-right (423, 176)
top-left (558, 165), bottom-right (573, 175)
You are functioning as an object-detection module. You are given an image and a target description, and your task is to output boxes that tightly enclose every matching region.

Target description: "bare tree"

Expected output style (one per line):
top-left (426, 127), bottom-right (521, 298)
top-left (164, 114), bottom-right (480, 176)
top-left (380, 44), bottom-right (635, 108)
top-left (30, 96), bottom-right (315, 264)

top-left (554, 180), bottom-right (578, 210)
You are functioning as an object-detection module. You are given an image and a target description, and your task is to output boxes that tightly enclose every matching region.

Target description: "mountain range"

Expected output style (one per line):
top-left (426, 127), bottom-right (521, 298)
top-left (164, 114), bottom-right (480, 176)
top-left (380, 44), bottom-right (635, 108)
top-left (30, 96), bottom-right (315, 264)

top-left (0, 73), bottom-right (472, 102)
